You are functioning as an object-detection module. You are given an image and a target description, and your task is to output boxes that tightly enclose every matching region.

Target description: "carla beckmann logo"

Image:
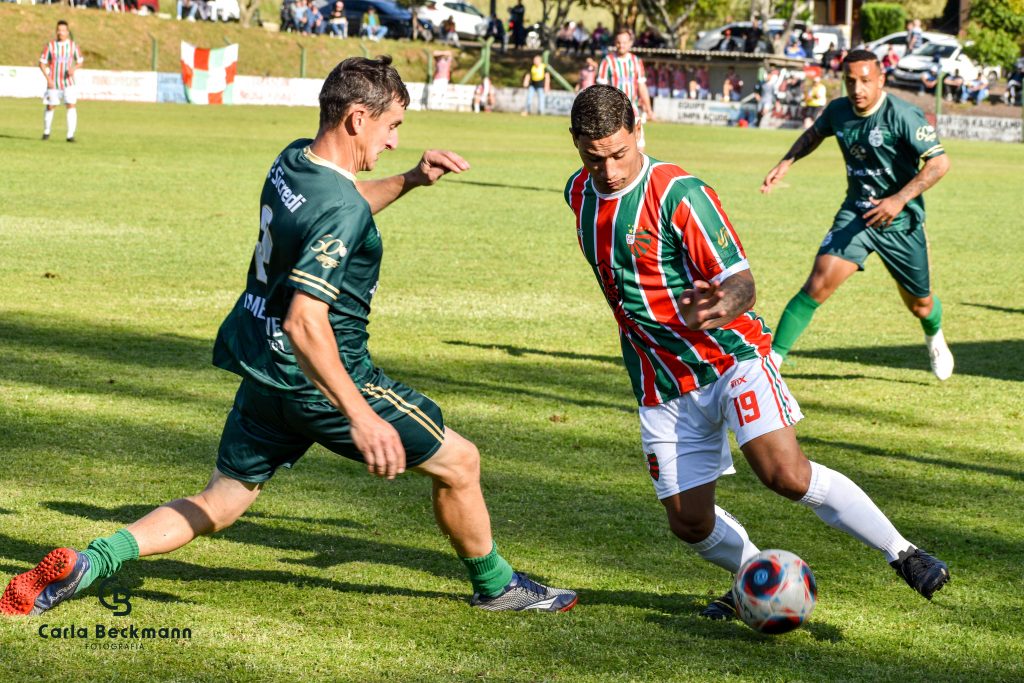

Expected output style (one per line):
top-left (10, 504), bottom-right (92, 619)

top-left (98, 577), bottom-right (131, 616)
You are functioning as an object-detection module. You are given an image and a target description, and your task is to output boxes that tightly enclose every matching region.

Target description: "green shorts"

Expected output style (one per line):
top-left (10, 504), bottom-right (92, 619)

top-left (817, 207), bottom-right (932, 298)
top-left (216, 372), bottom-right (446, 483)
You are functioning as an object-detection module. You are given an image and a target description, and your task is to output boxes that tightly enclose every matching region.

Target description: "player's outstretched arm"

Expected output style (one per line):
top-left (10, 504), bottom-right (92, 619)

top-left (760, 127), bottom-right (826, 194)
top-left (283, 291), bottom-right (406, 479)
top-left (679, 269), bottom-right (756, 331)
top-left (863, 154), bottom-right (950, 228)
top-left (356, 150), bottom-right (470, 214)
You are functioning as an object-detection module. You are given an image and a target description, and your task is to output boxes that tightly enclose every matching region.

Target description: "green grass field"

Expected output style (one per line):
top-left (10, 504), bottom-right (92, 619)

top-left (0, 96), bottom-right (1022, 682)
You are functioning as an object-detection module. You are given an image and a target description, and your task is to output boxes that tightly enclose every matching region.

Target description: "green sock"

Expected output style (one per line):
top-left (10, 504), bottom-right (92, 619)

top-left (920, 296), bottom-right (942, 336)
top-left (76, 529), bottom-right (139, 595)
top-left (461, 542), bottom-right (514, 597)
top-left (773, 290), bottom-right (821, 359)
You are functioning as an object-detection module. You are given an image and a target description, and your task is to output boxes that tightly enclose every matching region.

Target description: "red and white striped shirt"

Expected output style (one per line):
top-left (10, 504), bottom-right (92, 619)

top-left (597, 53), bottom-right (646, 110)
top-left (40, 40), bottom-right (83, 89)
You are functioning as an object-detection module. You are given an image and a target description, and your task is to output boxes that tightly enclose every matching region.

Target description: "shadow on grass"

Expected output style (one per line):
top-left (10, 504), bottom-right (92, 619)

top-left (647, 610), bottom-right (844, 643)
top-left (961, 302), bottom-right (1024, 315)
top-left (445, 179), bottom-right (564, 194)
top-left (801, 436), bottom-right (1024, 483)
top-left (785, 372), bottom-right (932, 387)
top-left (445, 340), bottom-right (621, 366)
top-left (41, 502), bottom-right (464, 580)
top-left (796, 340), bottom-right (1024, 381)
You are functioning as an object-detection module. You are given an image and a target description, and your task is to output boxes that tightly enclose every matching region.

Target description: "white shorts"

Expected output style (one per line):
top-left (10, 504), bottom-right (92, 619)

top-left (43, 86), bottom-right (78, 106)
top-left (639, 356), bottom-right (802, 499)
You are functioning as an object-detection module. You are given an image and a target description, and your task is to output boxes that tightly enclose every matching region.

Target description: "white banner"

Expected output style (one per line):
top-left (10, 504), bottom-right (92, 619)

top-left (937, 114), bottom-right (1022, 143)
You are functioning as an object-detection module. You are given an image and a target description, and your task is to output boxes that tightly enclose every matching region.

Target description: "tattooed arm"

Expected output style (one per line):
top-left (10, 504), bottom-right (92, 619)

top-left (760, 127), bottom-right (827, 194)
top-left (863, 154), bottom-right (950, 228)
top-left (679, 269), bottom-right (757, 331)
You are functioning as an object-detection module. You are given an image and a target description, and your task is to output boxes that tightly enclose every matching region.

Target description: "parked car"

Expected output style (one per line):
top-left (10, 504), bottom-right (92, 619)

top-left (209, 0), bottom-right (240, 21)
top-left (417, 0), bottom-right (487, 39)
top-left (343, 0), bottom-right (414, 39)
top-left (889, 37), bottom-right (1002, 90)
top-left (694, 20), bottom-right (846, 57)
top-left (866, 30), bottom-right (948, 61)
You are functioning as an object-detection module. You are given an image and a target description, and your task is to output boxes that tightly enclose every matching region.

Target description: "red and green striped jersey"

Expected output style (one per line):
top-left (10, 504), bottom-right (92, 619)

top-left (39, 40), bottom-right (83, 89)
top-left (597, 53), bottom-right (646, 110)
top-left (565, 156), bottom-right (773, 407)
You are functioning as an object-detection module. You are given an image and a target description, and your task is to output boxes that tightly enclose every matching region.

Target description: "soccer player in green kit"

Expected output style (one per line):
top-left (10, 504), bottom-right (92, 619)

top-left (761, 50), bottom-right (954, 380)
top-left (1, 57), bottom-right (576, 617)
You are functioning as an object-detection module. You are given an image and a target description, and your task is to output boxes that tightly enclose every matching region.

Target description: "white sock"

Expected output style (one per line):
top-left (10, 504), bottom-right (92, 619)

top-left (686, 506), bottom-right (760, 573)
top-left (44, 109), bottom-right (54, 135)
top-left (66, 108), bottom-right (78, 139)
top-left (799, 461), bottom-right (913, 562)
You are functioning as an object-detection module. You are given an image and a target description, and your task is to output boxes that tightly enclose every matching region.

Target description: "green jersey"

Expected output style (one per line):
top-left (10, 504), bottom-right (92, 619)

top-left (213, 139), bottom-right (382, 399)
top-left (813, 93), bottom-right (945, 230)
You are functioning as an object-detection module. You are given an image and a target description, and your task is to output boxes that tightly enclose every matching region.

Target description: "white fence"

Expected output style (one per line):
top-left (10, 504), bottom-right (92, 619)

top-left (1, 65), bottom-right (1020, 142)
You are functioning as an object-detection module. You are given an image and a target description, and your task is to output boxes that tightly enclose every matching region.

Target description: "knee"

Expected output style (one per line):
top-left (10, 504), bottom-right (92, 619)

top-left (193, 489), bottom-right (257, 534)
top-left (757, 464), bottom-right (809, 501)
top-left (906, 298), bottom-right (932, 318)
top-left (801, 276), bottom-right (830, 303)
top-left (666, 508), bottom-right (715, 544)
top-left (436, 440), bottom-right (481, 490)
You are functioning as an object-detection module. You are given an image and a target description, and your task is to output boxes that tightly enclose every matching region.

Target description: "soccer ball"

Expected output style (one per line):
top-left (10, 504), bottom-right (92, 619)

top-left (733, 549), bottom-right (817, 634)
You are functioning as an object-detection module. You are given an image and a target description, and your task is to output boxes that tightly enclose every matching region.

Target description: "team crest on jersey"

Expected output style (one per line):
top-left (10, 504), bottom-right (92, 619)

top-left (311, 234), bottom-right (347, 269)
top-left (868, 126), bottom-right (884, 147)
top-left (646, 452), bottom-right (660, 481)
top-left (626, 224), bottom-right (654, 257)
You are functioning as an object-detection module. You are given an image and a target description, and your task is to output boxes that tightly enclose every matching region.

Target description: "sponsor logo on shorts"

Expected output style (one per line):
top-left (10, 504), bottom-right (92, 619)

top-left (646, 452), bottom-right (660, 481)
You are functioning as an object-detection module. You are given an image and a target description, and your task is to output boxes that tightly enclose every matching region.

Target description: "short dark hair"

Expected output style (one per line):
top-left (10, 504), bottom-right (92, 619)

top-left (570, 84), bottom-right (635, 140)
top-left (319, 56), bottom-right (410, 131)
top-left (56, 19), bottom-right (68, 27)
top-left (843, 49), bottom-right (881, 71)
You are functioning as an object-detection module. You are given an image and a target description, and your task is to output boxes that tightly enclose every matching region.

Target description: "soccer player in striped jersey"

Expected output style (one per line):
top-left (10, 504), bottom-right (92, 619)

top-left (597, 29), bottom-right (653, 150)
top-left (39, 20), bottom-right (84, 142)
top-left (565, 85), bottom-right (949, 619)
top-left (2, 57), bottom-right (576, 618)
top-left (762, 50), bottom-right (953, 380)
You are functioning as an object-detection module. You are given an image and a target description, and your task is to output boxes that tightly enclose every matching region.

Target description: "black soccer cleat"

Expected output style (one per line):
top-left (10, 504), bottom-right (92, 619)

top-left (42, 133), bottom-right (50, 141)
top-left (890, 547), bottom-right (949, 600)
top-left (699, 588), bottom-right (737, 620)
top-left (66, 137), bottom-right (76, 143)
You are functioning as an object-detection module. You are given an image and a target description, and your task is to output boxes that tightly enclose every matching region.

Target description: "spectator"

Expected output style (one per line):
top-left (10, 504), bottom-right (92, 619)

top-left (361, 7), bottom-right (388, 41)
top-left (882, 45), bottom-right (899, 78)
top-left (718, 28), bottom-right (740, 51)
top-left (965, 74), bottom-right (989, 105)
top-left (943, 69), bottom-right (964, 102)
top-left (484, 14), bottom-right (507, 52)
top-left (473, 75), bottom-right (496, 112)
top-left (906, 19), bottom-right (923, 53)
top-left (591, 22), bottom-right (609, 54)
top-left (744, 19), bottom-right (763, 53)
top-left (757, 65), bottom-right (781, 125)
top-left (919, 63), bottom-right (939, 95)
top-left (656, 62), bottom-right (671, 100)
top-left (522, 54), bottom-right (549, 116)
top-left (556, 22), bottom-right (574, 53)
top-left (721, 66), bottom-right (743, 101)
top-left (802, 75), bottom-right (827, 128)
top-left (828, 48), bottom-right (848, 77)
top-left (326, 0), bottom-right (348, 37)
top-left (442, 15), bottom-right (459, 46)
top-left (577, 56), bottom-right (597, 92)
top-left (573, 22), bottom-right (590, 56)
top-left (688, 64), bottom-right (709, 99)
top-left (306, 1), bottom-right (325, 34)
top-left (637, 27), bottom-right (663, 49)
top-left (821, 41), bottom-right (837, 71)
top-left (784, 37), bottom-right (807, 59)
top-left (176, 0), bottom-right (193, 20)
top-left (429, 50), bottom-right (452, 110)
top-left (671, 63), bottom-right (687, 98)
top-left (799, 27), bottom-right (814, 59)
top-left (1004, 64), bottom-right (1022, 105)
top-left (781, 70), bottom-right (804, 118)
top-left (509, 0), bottom-right (526, 50)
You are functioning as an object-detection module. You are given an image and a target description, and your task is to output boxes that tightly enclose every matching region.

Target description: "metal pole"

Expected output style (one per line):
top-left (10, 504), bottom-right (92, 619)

top-left (299, 44), bottom-right (307, 78)
top-left (150, 35), bottom-right (158, 72)
top-left (483, 37), bottom-right (491, 78)
top-left (935, 69), bottom-right (943, 119)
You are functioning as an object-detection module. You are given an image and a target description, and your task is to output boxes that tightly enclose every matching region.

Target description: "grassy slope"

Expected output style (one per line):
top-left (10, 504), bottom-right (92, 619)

top-left (0, 97), bottom-right (1022, 682)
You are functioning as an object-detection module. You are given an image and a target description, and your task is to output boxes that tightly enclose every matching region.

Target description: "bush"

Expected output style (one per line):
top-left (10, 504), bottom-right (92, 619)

top-left (860, 2), bottom-right (907, 43)
top-left (963, 23), bottom-right (1021, 73)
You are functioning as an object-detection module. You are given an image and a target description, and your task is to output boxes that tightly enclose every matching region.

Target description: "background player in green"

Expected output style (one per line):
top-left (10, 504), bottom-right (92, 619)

top-left (761, 50), bottom-right (954, 380)
top-left (1, 57), bottom-right (576, 617)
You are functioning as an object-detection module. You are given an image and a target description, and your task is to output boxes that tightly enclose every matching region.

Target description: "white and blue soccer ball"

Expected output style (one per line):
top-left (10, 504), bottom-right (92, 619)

top-left (733, 549), bottom-right (817, 634)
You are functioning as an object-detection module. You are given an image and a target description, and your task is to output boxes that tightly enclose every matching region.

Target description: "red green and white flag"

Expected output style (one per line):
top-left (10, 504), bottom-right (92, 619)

top-left (180, 42), bottom-right (238, 105)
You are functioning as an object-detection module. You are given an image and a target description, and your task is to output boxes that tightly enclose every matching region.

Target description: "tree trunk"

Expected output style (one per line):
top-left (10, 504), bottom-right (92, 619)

top-left (239, 0), bottom-right (259, 27)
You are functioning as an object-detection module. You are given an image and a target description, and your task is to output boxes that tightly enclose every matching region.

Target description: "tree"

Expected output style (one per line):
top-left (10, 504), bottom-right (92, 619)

top-left (637, 0), bottom-right (721, 49)
top-left (539, 0), bottom-right (583, 51)
top-left (239, 0), bottom-right (260, 27)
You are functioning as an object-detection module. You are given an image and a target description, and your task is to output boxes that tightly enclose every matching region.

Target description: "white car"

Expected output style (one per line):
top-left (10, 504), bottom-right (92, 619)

top-left (209, 0), bottom-right (240, 21)
top-left (418, 0), bottom-right (487, 39)
top-left (866, 30), bottom-right (947, 61)
top-left (890, 37), bottom-right (1001, 90)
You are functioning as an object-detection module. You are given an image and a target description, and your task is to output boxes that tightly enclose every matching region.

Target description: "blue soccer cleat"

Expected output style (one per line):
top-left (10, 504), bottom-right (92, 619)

top-left (0, 548), bottom-right (90, 616)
